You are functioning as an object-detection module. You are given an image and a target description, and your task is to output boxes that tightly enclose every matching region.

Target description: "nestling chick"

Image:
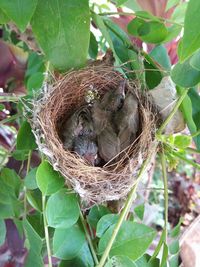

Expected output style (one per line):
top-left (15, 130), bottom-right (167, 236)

top-left (114, 91), bottom-right (139, 150)
top-left (62, 106), bottom-right (94, 150)
top-left (92, 80), bottom-right (126, 162)
top-left (73, 135), bottom-right (98, 165)
top-left (62, 106), bottom-right (98, 165)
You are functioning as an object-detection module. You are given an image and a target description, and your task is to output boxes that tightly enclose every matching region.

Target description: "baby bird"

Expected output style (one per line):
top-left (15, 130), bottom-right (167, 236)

top-left (92, 80), bottom-right (126, 162)
top-left (114, 91), bottom-right (139, 150)
top-left (62, 106), bottom-right (98, 165)
top-left (73, 135), bottom-right (98, 165)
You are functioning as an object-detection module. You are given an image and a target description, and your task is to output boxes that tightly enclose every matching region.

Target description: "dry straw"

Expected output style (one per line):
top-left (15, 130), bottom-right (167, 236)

top-left (28, 59), bottom-right (158, 205)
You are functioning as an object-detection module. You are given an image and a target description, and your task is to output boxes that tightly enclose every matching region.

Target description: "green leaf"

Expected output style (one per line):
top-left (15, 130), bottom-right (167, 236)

top-left (0, 203), bottom-right (15, 219)
top-left (169, 253), bottom-right (179, 267)
top-left (0, 219), bottom-right (6, 246)
top-left (16, 120), bottom-right (37, 150)
top-left (134, 203), bottom-right (145, 220)
top-left (12, 149), bottom-right (29, 161)
top-left (177, 87), bottom-right (200, 149)
top-left (23, 219), bottom-right (43, 267)
top-left (25, 52), bottom-right (45, 79)
top-left (169, 240), bottom-right (179, 255)
top-left (135, 11), bottom-right (159, 21)
top-left (143, 55), bottom-right (163, 89)
top-left (59, 242), bottom-right (94, 267)
top-left (88, 205), bottom-right (111, 228)
top-left (27, 212), bottom-right (44, 238)
top-left (190, 50), bottom-right (200, 70)
top-left (26, 189), bottom-right (42, 212)
top-left (0, 168), bottom-right (22, 218)
top-left (27, 72), bottom-right (44, 95)
top-left (105, 256), bottom-right (137, 267)
top-left (98, 221), bottom-right (156, 261)
top-left (0, 0), bottom-right (38, 32)
top-left (1, 168), bottom-right (21, 197)
top-left (174, 135), bottom-right (192, 149)
top-left (164, 24), bottom-right (182, 43)
top-left (180, 0), bottom-right (200, 61)
top-left (171, 2), bottom-right (187, 24)
top-left (96, 214), bottom-right (119, 238)
top-left (160, 243), bottom-right (168, 267)
top-left (36, 161), bottom-right (65, 196)
top-left (31, 0), bottom-right (90, 71)
top-left (150, 45), bottom-right (171, 70)
top-left (171, 59), bottom-right (200, 87)
top-left (0, 8), bottom-right (9, 24)
top-left (89, 32), bottom-right (98, 59)
top-left (53, 224), bottom-right (85, 260)
top-left (188, 88), bottom-right (200, 131)
top-left (135, 254), bottom-right (160, 267)
top-left (24, 168), bottom-right (38, 190)
top-left (46, 188), bottom-right (79, 229)
top-left (170, 218), bottom-right (183, 238)
top-left (113, 0), bottom-right (129, 7)
top-left (128, 18), bottom-right (168, 44)
top-left (166, 0), bottom-right (179, 11)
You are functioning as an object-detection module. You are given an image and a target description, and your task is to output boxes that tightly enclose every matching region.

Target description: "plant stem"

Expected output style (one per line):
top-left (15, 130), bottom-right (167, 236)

top-left (192, 129), bottom-right (200, 138)
top-left (160, 150), bottom-right (168, 243)
top-left (157, 88), bottom-right (189, 135)
top-left (23, 150), bottom-right (32, 219)
top-left (0, 114), bottom-right (20, 125)
top-left (42, 195), bottom-right (53, 267)
top-left (79, 209), bottom-right (99, 265)
top-left (172, 150), bottom-right (200, 170)
top-left (0, 94), bottom-right (21, 102)
top-left (96, 141), bottom-right (158, 267)
top-left (98, 11), bottom-right (183, 27)
top-left (186, 147), bottom-right (200, 154)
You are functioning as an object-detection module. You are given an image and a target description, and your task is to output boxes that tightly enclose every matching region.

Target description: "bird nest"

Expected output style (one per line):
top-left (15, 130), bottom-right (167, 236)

top-left (29, 61), bottom-right (158, 205)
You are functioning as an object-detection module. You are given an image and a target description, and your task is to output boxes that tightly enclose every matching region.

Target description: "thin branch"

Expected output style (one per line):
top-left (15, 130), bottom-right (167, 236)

top-left (156, 88), bottom-right (189, 135)
top-left (0, 114), bottom-right (20, 125)
top-left (98, 11), bottom-right (184, 27)
top-left (172, 150), bottom-right (200, 170)
top-left (42, 195), bottom-right (53, 267)
top-left (0, 94), bottom-right (22, 102)
top-left (79, 208), bottom-right (99, 265)
top-left (160, 150), bottom-right (168, 243)
top-left (192, 129), bottom-right (200, 138)
top-left (186, 147), bottom-right (200, 155)
top-left (23, 150), bottom-right (32, 219)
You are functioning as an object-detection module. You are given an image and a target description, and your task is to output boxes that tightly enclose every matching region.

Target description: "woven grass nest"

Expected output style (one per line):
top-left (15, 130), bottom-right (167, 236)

top-left (30, 56), bottom-right (158, 205)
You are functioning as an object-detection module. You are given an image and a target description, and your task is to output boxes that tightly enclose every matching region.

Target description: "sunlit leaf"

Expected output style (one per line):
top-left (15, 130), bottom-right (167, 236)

top-left (23, 219), bottom-right (43, 267)
top-left (16, 120), bottom-right (37, 151)
top-left (98, 221), bottom-right (156, 261)
top-left (134, 203), bottom-right (145, 220)
top-left (180, 0), bottom-right (200, 61)
top-left (105, 256), bottom-right (137, 267)
top-left (59, 242), bottom-right (94, 267)
top-left (0, 219), bottom-right (6, 246)
top-left (36, 161), bottom-right (65, 196)
top-left (150, 45), bottom-right (171, 70)
top-left (96, 214), bottom-right (119, 238)
top-left (171, 59), bottom-right (200, 87)
top-left (0, 0), bottom-right (38, 32)
top-left (89, 32), bottom-right (98, 59)
top-left (53, 224), bottom-right (85, 260)
top-left (31, 0), bottom-right (90, 71)
top-left (88, 205), bottom-right (111, 229)
top-left (46, 189), bottom-right (79, 229)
